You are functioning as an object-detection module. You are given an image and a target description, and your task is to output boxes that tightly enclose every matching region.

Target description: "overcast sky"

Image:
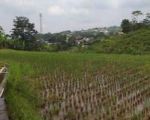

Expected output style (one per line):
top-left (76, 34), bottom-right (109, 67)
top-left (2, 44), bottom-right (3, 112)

top-left (0, 0), bottom-right (149, 34)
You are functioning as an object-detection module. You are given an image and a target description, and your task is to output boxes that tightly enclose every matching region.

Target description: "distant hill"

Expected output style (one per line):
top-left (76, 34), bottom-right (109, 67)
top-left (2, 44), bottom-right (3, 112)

top-left (36, 26), bottom-right (121, 50)
top-left (73, 26), bottom-right (121, 35)
top-left (89, 28), bottom-right (150, 54)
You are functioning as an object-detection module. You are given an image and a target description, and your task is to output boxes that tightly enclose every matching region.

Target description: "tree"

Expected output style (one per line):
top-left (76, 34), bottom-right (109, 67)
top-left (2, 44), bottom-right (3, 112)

top-left (0, 26), bottom-right (4, 34)
top-left (131, 11), bottom-right (144, 31)
top-left (132, 10), bottom-right (143, 23)
top-left (121, 19), bottom-right (131, 33)
top-left (0, 26), bottom-right (11, 49)
top-left (146, 13), bottom-right (150, 20)
top-left (11, 16), bottom-right (38, 50)
top-left (143, 13), bottom-right (150, 26)
top-left (0, 26), bottom-right (5, 48)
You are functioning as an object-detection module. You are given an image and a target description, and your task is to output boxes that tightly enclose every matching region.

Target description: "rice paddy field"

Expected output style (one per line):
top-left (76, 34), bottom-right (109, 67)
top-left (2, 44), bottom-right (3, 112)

top-left (0, 49), bottom-right (150, 120)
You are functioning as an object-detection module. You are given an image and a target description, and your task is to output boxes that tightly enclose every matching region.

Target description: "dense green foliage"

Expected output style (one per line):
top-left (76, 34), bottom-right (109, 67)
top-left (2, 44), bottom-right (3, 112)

top-left (11, 17), bottom-right (39, 50)
top-left (36, 30), bottom-right (107, 51)
top-left (0, 50), bottom-right (150, 120)
top-left (0, 27), bottom-right (11, 49)
top-left (121, 11), bottom-right (150, 33)
top-left (90, 29), bottom-right (150, 54)
top-left (121, 19), bottom-right (131, 33)
top-left (0, 10), bottom-right (150, 53)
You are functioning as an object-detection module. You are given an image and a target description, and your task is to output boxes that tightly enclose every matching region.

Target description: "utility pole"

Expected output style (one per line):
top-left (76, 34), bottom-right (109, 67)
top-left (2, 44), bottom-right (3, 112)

top-left (39, 13), bottom-right (43, 33)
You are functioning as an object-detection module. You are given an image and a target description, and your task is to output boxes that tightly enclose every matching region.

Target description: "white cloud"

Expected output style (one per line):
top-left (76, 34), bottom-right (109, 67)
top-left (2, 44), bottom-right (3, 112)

top-left (70, 8), bottom-right (89, 15)
top-left (0, 0), bottom-right (35, 7)
top-left (48, 3), bottom-right (90, 16)
top-left (0, 0), bottom-right (150, 33)
top-left (48, 5), bottom-right (65, 15)
top-left (109, 0), bottom-right (120, 8)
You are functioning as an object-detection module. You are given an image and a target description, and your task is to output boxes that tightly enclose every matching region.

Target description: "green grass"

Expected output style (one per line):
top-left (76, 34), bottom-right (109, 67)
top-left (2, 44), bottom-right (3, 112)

top-left (0, 49), bottom-right (150, 120)
top-left (89, 29), bottom-right (150, 54)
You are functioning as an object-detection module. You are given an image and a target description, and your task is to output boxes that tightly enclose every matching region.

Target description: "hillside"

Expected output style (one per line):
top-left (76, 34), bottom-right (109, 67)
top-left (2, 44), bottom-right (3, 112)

top-left (36, 26), bottom-right (120, 47)
top-left (89, 29), bottom-right (150, 54)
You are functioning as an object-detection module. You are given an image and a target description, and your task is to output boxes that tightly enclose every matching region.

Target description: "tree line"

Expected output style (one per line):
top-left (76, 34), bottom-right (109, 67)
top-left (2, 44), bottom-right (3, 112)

top-left (0, 17), bottom-right (41, 50)
top-left (121, 11), bottom-right (150, 33)
top-left (0, 10), bottom-right (150, 51)
top-left (0, 16), bottom-right (106, 51)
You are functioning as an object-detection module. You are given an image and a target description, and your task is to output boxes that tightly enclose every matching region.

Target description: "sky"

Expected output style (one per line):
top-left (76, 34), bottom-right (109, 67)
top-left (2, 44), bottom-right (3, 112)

top-left (0, 0), bottom-right (150, 34)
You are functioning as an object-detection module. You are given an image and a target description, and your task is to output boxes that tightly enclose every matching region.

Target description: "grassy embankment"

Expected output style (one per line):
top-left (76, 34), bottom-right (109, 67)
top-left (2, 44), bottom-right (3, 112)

top-left (89, 29), bottom-right (150, 54)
